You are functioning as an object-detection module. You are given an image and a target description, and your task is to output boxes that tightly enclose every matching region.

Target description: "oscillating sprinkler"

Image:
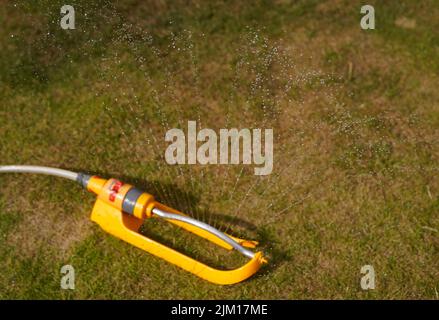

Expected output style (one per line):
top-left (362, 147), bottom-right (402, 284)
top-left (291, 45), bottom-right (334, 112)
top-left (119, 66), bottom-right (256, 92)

top-left (0, 165), bottom-right (266, 285)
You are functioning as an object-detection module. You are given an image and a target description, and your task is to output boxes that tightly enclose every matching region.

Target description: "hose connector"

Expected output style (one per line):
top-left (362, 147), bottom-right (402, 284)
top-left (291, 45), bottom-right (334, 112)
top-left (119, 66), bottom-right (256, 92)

top-left (84, 176), bottom-right (155, 220)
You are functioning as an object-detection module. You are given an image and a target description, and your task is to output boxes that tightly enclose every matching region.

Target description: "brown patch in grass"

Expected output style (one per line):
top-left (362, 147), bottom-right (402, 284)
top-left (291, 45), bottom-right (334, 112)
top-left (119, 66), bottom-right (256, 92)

top-left (395, 17), bottom-right (417, 29)
top-left (3, 179), bottom-right (92, 258)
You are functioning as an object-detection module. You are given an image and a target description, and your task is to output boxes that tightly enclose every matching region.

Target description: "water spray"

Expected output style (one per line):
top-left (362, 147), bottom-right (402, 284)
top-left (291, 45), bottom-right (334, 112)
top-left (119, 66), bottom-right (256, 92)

top-left (0, 165), bottom-right (266, 285)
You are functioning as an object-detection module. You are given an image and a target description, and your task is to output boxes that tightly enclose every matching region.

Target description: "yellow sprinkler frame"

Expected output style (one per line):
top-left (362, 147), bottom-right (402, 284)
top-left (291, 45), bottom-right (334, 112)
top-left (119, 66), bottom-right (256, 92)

top-left (0, 165), bottom-right (267, 285)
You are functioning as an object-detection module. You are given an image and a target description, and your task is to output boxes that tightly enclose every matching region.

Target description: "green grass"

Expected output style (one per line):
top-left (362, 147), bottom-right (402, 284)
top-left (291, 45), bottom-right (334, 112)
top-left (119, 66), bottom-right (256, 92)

top-left (0, 0), bottom-right (438, 299)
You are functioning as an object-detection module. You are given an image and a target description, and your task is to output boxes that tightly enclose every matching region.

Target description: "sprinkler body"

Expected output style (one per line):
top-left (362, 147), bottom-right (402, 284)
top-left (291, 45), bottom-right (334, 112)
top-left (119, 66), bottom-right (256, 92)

top-left (1, 166), bottom-right (266, 285)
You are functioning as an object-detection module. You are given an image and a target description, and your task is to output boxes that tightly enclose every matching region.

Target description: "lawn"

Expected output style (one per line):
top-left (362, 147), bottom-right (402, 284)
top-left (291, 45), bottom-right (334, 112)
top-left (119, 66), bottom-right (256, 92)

top-left (0, 0), bottom-right (438, 299)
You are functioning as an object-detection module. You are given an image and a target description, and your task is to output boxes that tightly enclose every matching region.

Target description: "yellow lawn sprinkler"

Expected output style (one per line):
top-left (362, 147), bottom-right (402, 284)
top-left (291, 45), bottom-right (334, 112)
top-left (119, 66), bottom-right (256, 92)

top-left (0, 165), bottom-right (266, 285)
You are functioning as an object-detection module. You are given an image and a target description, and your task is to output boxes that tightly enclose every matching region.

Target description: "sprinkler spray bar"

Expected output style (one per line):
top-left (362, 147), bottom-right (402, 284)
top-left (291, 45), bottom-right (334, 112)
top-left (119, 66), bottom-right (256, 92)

top-left (0, 165), bottom-right (266, 284)
top-left (152, 208), bottom-right (256, 259)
